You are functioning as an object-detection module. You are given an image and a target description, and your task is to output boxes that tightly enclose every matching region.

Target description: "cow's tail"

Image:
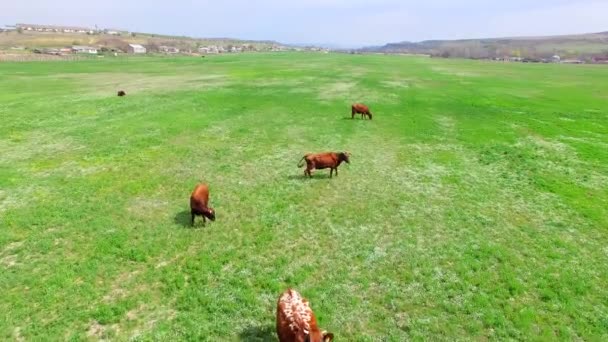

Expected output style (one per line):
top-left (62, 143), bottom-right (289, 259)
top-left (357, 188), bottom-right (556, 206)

top-left (297, 155), bottom-right (307, 168)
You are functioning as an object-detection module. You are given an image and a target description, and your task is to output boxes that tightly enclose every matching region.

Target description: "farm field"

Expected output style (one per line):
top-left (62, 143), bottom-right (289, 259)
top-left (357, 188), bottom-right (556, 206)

top-left (1, 53), bottom-right (607, 340)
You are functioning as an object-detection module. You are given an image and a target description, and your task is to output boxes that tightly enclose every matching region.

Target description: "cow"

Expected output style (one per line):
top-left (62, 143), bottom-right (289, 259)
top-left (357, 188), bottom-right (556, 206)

top-left (117, 90), bottom-right (126, 97)
top-left (276, 289), bottom-right (334, 342)
top-left (297, 152), bottom-right (350, 178)
top-left (351, 103), bottom-right (372, 120)
top-left (189, 183), bottom-right (215, 226)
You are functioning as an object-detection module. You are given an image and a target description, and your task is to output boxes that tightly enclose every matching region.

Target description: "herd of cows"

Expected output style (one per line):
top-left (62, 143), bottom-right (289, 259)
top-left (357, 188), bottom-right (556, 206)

top-left (121, 91), bottom-right (372, 341)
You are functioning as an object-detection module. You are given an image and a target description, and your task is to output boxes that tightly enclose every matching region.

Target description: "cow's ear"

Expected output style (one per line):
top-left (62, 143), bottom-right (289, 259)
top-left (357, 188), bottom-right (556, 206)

top-left (323, 331), bottom-right (334, 341)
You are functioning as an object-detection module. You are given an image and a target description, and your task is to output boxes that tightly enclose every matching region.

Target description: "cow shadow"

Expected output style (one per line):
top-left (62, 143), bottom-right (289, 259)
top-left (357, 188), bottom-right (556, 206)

top-left (343, 116), bottom-right (369, 120)
top-left (238, 324), bottom-right (275, 341)
top-left (173, 210), bottom-right (192, 227)
top-left (286, 174), bottom-right (332, 180)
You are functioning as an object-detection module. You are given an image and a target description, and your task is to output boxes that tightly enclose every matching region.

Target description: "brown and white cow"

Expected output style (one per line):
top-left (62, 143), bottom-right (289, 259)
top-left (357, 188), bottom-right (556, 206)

top-left (190, 183), bottom-right (215, 226)
top-left (276, 289), bottom-right (334, 342)
top-left (351, 103), bottom-right (372, 120)
top-left (297, 152), bottom-right (350, 178)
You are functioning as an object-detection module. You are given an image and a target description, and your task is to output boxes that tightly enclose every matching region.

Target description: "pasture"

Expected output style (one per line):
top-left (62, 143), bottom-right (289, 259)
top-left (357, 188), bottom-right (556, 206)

top-left (1, 53), bottom-right (607, 340)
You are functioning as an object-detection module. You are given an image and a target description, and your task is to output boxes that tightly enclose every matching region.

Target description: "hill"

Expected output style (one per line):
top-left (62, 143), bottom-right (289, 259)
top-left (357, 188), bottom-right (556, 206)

top-left (0, 29), bottom-right (286, 52)
top-left (361, 32), bottom-right (608, 60)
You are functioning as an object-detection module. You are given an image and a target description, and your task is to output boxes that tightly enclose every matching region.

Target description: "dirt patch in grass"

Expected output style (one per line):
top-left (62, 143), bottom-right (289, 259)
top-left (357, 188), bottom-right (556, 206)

top-left (127, 197), bottom-right (170, 219)
top-left (431, 66), bottom-right (480, 77)
top-left (0, 187), bottom-right (41, 214)
top-left (317, 80), bottom-right (397, 104)
top-left (55, 72), bottom-right (229, 96)
top-left (318, 81), bottom-right (356, 100)
top-left (436, 116), bottom-right (457, 137)
top-left (381, 79), bottom-right (412, 88)
top-left (0, 131), bottom-right (83, 164)
top-left (1, 241), bottom-right (24, 254)
top-left (1, 254), bottom-right (18, 268)
top-left (86, 320), bottom-right (106, 338)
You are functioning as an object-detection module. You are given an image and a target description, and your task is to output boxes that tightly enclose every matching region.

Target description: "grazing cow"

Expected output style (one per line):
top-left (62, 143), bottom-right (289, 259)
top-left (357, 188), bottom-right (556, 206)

top-left (117, 90), bottom-right (126, 97)
top-left (297, 152), bottom-right (350, 178)
top-left (351, 103), bottom-right (372, 120)
top-left (276, 289), bottom-right (334, 342)
top-left (190, 183), bottom-right (215, 226)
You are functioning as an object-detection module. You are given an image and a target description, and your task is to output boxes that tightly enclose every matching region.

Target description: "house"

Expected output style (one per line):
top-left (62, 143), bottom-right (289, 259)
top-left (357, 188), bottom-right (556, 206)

top-left (105, 28), bottom-right (126, 35)
top-left (16, 23), bottom-right (94, 34)
top-left (198, 45), bottom-right (219, 54)
top-left (592, 57), bottom-right (608, 64)
top-left (72, 45), bottom-right (98, 54)
top-left (42, 48), bottom-right (61, 55)
top-left (127, 44), bottom-right (146, 54)
top-left (270, 45), bottom-right (287, 52)
top-left (561, 59), bottom-right (584, 64)
top-left (159, 46), bottom-right (180, 54)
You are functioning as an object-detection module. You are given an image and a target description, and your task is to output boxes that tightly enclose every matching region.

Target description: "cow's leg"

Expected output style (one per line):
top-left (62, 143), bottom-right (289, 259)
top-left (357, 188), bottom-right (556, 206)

top-left (307, 162), bottom-right (315, 178)
top-left (335, 167), bottom-right (338, 176)
top-left (202, 216), bottom-right (206, 225)
top-left (191, 212), bottom-right (195, 226)
top-left (330, 168), bottom-right (333, 178)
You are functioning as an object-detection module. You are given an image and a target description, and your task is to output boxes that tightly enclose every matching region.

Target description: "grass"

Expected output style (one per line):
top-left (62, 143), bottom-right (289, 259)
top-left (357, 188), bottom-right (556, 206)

top-left (1, 53), bottom-right (607, 341)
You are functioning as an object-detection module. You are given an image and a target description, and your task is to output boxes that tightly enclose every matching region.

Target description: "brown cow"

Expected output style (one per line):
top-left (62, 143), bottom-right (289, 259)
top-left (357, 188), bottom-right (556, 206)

top-left (297, 152), bottom-right (350, 178)
top-left (351, 103), bottom-right (372, 120)
top-left (117, 90), bottom-right (126, 96)
top-left (190, 183), bottom-right (215, 226)
top-left (276, 289), bottom-right (334, 342)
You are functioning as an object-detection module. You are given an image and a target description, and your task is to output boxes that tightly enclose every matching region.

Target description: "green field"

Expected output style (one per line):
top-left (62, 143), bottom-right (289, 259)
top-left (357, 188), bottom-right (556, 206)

top-left (1, 53), bottom-right (607, 340)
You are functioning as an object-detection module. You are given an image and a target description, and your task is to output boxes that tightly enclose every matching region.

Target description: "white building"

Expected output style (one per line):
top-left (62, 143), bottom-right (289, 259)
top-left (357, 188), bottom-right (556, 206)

top-left (72, 45), bottom-right (98, 54)
top-left (128, 44), bottom-right (146, 54)
top-left (199, 45), bottom-right (219, 54)
top-left (159, 46), bottom-right (180, 54)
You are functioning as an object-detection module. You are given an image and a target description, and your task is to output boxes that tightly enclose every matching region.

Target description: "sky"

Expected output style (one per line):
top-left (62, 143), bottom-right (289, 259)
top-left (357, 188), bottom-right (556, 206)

top-left (2, 0), bottom-right (608, 47)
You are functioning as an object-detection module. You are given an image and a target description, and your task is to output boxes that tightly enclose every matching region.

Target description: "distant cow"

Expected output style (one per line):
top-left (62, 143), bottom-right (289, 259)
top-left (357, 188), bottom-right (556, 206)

top-left (190, 183), bottom-right (216, 226)
top-left (351, 103), bottom-right (372, 120)
top-left (297, 152), bottom-right (350, 178)
top-left (276, 289), bottom-right (334, 342)
top-left (117, 90), bottom-right (126, 96)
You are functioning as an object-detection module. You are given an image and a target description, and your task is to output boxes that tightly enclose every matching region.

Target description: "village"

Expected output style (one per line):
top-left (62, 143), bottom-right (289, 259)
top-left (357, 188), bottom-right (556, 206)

top-left (1, 23), bottom-right (329, 57)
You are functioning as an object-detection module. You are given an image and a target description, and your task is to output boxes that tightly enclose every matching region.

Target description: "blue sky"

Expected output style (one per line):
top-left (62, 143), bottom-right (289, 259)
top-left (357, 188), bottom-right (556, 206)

top-left (3, 0), bottom-right (607, 47)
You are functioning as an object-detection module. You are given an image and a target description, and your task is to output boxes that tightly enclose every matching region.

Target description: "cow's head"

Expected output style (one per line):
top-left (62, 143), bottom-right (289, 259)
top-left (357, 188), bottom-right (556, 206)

top-left (304, 330), bottom-right (334, 342)
top-left (204, 207), bottom-right (216, 221)
top-left (340, 152), bottom-right (351, 164)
